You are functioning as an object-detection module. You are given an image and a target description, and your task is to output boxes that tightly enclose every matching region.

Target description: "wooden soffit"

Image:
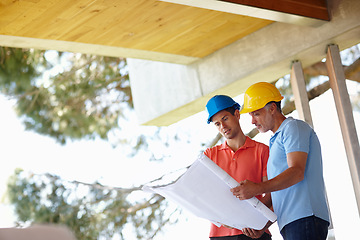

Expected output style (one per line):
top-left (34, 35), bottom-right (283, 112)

top-left (0, 0), bottom-right (273, 64)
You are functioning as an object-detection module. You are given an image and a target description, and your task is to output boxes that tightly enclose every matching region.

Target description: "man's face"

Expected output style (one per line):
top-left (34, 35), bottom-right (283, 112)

top-left (249, 106), bottom-right (274, 133)
top-left (211, 109), bottom-right (240, 139)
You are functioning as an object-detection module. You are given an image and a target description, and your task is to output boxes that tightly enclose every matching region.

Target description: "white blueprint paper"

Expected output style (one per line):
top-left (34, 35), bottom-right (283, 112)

top-left (142, 154), bottom-right (277, 230)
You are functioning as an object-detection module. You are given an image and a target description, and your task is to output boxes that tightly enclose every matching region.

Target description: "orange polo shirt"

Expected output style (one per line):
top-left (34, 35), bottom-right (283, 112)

top-left (204, 136), bottom-right (269, 238)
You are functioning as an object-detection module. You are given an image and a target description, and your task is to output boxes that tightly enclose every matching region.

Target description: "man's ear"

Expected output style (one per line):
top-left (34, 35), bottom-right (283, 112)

top-left (235, 109), bottom-right (240, 119)
top-left (269, 102), bottom-right (278, 114)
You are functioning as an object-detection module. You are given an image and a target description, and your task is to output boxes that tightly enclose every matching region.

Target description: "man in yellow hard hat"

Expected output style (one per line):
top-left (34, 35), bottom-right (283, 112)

top-left (231, 82), bottom-right (330, 240)
top-left (205, 95), bottom-right (272, 240)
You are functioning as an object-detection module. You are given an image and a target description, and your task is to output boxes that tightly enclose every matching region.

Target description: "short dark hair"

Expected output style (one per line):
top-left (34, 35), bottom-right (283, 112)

top-left (209, 106), bottom-right (237, 123)
top-left (266, 101), bottom-right (282, 112)
top-left (224, 106), bottom-right (237, 116)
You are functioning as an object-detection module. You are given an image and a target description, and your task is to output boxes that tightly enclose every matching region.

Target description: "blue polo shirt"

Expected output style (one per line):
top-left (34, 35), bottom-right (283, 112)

top-left (267, 117), bottom-right (330, 231)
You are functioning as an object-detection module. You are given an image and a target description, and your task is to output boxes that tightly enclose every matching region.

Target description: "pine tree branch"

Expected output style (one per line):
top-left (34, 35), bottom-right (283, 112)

top-left (71, 179), bottom-right (143, 193)
top-left (126, 195), bottom-right (164, 214)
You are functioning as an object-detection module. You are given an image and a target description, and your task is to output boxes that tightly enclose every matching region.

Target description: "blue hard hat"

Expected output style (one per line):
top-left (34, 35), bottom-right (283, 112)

top-left (206, 95), bottom-right (240, 124)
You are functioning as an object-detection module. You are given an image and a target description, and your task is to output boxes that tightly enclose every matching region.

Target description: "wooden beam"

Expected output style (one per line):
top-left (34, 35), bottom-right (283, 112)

top-left (161, 0), bottom-right (328, 26)
top-left (326, 44), bottom-right (360, 216)
top-left (290, 60), bottom-right (314, 127)
top-left (219, 0), bottom-right (330, 21)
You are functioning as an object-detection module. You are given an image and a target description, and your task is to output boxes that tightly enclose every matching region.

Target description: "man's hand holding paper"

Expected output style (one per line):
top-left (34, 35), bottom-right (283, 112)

top-left (231, 179), bottom-right (262, 200)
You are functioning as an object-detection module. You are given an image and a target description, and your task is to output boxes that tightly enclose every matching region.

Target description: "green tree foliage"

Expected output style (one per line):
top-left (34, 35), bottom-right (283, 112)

top-left (0, 47), bottom-right (192, 239)
top-left (0, 47), bottom-right (131, 144)
top-left (7, 169), bottom-right (178, 240)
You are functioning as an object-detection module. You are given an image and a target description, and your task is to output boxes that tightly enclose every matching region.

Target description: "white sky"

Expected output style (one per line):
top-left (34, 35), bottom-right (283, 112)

top-left (0, 80), bottom-right (360, 240)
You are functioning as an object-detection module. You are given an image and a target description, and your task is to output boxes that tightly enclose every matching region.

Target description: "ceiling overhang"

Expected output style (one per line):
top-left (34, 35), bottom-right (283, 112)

top-left (129, 0), bottom-right (360, 126)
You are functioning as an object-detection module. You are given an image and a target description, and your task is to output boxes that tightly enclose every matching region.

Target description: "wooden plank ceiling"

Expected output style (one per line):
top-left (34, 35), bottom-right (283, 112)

top-left (0, 0), bottom-right (272, 59)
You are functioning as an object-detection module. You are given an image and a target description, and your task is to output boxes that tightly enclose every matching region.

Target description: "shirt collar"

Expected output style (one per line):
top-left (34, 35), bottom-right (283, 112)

top-left (270, 117), bottom-right (294, 145)
top-left (275, 117), bottom-right (293, 134)
top-left (220, 136), bottom-right (256, 150)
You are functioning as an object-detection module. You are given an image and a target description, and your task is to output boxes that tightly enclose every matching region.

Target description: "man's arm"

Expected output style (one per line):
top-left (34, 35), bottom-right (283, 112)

top-left (231, 151), bottom-right (307, 199)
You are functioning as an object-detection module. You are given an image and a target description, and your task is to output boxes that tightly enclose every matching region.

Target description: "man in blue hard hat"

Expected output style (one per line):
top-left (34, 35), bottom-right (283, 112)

top-left (204, 95), bottom-right (273, 240)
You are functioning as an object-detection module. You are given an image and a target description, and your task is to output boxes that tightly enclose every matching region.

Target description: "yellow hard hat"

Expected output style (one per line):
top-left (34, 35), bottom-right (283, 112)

top-left (240, 82), bottom-right (284, 114)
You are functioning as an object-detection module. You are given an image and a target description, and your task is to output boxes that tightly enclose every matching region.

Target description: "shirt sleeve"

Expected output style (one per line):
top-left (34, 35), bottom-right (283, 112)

top-left (282, 120), bottom-right (311, 154)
